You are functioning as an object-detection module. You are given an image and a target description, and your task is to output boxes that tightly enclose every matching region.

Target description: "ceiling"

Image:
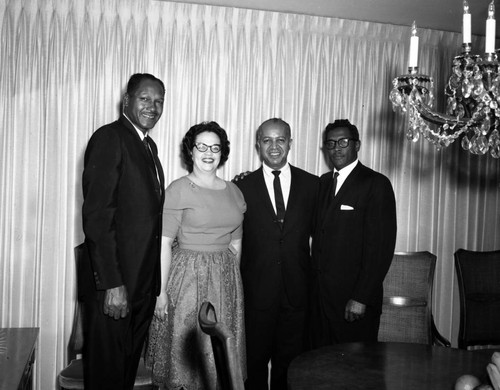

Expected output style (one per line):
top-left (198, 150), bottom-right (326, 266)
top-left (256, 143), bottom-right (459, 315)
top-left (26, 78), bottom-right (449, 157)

top-left (168, 0), bottom-right (498, 37)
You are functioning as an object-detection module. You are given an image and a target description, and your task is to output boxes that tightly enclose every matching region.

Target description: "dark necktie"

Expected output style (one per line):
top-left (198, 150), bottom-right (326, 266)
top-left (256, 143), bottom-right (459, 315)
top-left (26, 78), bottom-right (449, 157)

top-left (143, 137), bottom-right (157, 174)
top-left (331, 171), bottom-right (339, 199)
top-left (272, 170), bottom-right (286, 227)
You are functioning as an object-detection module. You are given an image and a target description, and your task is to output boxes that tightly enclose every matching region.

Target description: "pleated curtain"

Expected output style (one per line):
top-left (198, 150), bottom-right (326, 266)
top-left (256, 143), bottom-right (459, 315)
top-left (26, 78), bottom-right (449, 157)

top-left (1, 0), bottom-right (499, 388)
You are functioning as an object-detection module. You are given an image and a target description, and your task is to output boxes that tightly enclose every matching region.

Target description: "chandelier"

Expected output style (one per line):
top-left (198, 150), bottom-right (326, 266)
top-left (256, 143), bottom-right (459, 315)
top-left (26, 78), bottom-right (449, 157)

top-left (389, 1), bottom-right (500, 158)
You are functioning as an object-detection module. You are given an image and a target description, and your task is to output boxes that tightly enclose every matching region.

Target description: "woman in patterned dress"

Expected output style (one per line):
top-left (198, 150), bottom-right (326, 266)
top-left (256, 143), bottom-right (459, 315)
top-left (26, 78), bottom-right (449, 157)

top-left (146, 121), bottom-right (246, 389)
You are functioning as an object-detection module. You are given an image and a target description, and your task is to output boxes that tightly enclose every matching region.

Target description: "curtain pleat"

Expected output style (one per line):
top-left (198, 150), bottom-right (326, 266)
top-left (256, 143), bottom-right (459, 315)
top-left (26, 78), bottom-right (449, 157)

top-left (1, 1), bottom-right (499, 388)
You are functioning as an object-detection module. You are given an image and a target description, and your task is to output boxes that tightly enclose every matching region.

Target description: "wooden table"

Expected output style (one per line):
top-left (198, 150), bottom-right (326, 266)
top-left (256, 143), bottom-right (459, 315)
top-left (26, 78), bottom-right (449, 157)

top-left (0, 328), bottom-right (39, 390)
top-left (288, 342), bottom-right (495, 390)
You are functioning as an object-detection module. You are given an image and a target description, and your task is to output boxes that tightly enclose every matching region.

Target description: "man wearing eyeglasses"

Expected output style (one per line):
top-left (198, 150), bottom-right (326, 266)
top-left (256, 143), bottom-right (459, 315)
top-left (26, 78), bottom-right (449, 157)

top-left (309, 119), bottom-right (397, 347)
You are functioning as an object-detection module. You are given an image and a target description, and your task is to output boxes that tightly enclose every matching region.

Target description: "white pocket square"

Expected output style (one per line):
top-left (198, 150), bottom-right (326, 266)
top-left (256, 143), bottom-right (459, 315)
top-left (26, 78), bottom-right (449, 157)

top-left (340, 204), bottom-right (354, 210)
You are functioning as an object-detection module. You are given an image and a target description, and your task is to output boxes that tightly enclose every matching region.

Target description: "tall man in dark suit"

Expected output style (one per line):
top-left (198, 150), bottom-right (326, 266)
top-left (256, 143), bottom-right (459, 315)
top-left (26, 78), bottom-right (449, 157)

top-left (310, 119), bottom-right (397, 347)
top-left (81, 73), bottom-right (165, 389)
top-left (236, 118), bottom-right (319, 390)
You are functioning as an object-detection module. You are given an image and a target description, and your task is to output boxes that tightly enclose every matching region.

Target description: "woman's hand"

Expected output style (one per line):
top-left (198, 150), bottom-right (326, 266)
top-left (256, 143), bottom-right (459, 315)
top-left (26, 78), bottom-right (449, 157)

top-left (154, 292), bottom-right (168, 321)
top-left (154, 236), bottom-right (174, 321)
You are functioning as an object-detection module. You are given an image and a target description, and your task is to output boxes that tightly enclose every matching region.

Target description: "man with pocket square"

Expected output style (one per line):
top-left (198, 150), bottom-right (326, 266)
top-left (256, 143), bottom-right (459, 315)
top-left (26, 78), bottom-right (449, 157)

top-left (309, 119), bottom-right (397, 347)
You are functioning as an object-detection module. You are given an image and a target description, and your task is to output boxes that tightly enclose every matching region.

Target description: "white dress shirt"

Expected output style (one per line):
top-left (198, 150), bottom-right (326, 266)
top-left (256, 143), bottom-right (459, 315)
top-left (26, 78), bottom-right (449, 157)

top-left (333, 159), bottom-right (358, 195)
top-left (262, 162), bottom-right (291, 213)
top-left (124, 113), bottom-right (160, 184)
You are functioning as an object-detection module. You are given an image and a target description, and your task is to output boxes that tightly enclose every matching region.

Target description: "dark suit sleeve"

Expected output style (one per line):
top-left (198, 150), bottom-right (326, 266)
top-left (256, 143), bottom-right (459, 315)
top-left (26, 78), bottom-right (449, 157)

top-left (352, 175), bottom-right (397, 305)
top-left (82, 128), bottom-right (123, 290)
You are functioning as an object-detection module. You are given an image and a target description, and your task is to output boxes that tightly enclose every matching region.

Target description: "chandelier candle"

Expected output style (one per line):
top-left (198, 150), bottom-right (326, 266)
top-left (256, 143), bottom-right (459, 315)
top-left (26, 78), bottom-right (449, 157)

top-left (409, 21), bottom-right (419, 69)
top-left (389, 3), bottom-right (500, 158)
top-left (485, 1), bottom-right (496, 54)
top-left (462, 1), bottom-right (471, 47)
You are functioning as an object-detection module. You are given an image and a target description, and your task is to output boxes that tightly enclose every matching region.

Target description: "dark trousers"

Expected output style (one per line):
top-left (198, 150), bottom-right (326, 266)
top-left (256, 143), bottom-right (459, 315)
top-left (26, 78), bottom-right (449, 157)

top-left (308, 293), bottom-right (380, 348)
top-left (82, 292), bottom-right (156, 390)
top-left (244, 288), bottom-right (306, 390)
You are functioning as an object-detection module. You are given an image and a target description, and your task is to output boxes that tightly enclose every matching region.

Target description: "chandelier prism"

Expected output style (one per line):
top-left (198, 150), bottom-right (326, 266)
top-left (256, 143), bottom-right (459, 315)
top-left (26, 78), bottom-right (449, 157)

top-left (389, 1), bottom-right (500, 158)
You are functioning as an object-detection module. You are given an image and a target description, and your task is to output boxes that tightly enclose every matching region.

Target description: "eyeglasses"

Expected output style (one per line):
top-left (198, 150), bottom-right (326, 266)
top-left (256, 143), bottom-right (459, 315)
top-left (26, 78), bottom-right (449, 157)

top-left (324, 138), bottom-right (357, 150)
top-left (194, 142), bottom-right (222, 153)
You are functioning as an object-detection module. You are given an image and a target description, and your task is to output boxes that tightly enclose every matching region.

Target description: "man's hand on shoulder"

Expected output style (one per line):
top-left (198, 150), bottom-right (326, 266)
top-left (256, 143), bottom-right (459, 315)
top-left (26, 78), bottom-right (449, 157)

top-left (231, 171), bottom-right (251, 183)
top-left (103, 285), bottom-right (129, 320)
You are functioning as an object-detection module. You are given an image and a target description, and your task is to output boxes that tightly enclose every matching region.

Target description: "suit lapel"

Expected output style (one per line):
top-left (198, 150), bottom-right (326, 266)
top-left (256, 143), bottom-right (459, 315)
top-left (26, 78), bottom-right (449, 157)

top-left (156, 154), bottom-right (165, 199)
top-left (318, 174), bottom-right (333, 213)
top-left (286, 167), bottom-right (297, 217)
top-left (284, 166), bottom-right (304, 230)
top-left (329, 163), bottom-right (363, 210)
top-left (147, 137), bottom-right (164, 200)
top-left (255, 167), bottom-right (277, 219)
top-left (321, 164), bottom-right (363, 227)
top-left (119, 115), bottom-right (163, 202)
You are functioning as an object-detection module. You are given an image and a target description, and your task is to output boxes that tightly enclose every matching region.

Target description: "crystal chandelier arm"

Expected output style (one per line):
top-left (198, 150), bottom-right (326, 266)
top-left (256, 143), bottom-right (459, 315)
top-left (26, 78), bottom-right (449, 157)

top-left (390, 17), bottom-right (500, 157)
top-left (415, 101), bottom-right (470, 128)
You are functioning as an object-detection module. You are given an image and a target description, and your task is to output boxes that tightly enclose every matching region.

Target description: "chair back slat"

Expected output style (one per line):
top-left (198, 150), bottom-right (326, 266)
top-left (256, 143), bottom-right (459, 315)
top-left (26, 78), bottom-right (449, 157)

top-left (378, 251), bottom-right (435, 344)
top-left (455, 248), bottom-right (500, 350)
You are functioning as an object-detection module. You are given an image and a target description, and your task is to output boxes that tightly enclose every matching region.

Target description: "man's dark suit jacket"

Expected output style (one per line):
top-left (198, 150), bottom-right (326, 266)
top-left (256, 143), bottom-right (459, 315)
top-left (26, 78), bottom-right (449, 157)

top-left (236, 165), bottom-right (319, 310)
top-left (80, 115), bottom-right (165, 301)
top-left (312, 162), bottom-right (397, 324)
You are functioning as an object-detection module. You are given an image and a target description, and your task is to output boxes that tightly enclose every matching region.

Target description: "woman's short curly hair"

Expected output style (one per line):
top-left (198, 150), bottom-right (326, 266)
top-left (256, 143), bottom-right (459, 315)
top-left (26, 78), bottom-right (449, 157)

top-left (181, 121), bottom-right (230, 172)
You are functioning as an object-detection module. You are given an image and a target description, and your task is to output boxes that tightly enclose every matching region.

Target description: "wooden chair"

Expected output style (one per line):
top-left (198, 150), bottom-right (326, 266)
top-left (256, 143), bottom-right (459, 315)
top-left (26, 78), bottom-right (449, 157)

top-left (378, 251), bottom-right (450, 346)
top-left (198, 301), bottom-right (245, 390)
top-left (454, 248), bottom-right (500, 350)
top-left (58, 244), bottom-right (153, 389)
